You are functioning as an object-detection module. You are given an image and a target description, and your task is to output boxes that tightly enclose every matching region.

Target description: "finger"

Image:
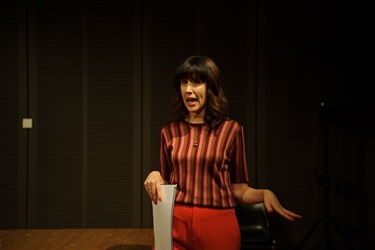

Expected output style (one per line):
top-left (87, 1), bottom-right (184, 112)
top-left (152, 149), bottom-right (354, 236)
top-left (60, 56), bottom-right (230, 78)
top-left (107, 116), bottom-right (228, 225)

top-left (263, 201), bottom-right (274, 214)
top-left (145, 183), bottom-right (156, 203)
top-left (150, 185), bottom-right (158, 204)
top-left (156, 181), bottom-right (163, 201)
top-left (277, 206), bottom-right (301, 217)
top-left (144, 180), bottom-right (151, 191)
top-left (282, 212), bottom-right (295, 221)
top-left (285, 209), bottom-right (303, 219)
top-left (276, 207), bottom-right (301, 221)
top-left (272, 206), bottom-right (293, 221)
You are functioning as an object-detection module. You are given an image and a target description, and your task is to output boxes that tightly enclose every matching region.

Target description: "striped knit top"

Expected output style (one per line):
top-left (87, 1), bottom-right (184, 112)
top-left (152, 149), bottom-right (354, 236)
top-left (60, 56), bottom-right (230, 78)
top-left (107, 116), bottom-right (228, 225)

top-left (160, 119), bottom-right (249, 208)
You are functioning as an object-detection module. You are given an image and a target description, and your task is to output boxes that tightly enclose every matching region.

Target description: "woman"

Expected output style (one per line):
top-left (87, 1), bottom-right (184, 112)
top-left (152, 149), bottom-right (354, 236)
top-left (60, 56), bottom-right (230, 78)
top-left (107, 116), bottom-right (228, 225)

top-left (144, 55), bottom-right (302, 250)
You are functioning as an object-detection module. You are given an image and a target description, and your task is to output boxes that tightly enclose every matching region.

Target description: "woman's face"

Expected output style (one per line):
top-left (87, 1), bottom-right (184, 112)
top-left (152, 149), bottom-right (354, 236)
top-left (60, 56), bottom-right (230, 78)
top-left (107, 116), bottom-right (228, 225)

top-left (180, 77), bottom-right (207, 117)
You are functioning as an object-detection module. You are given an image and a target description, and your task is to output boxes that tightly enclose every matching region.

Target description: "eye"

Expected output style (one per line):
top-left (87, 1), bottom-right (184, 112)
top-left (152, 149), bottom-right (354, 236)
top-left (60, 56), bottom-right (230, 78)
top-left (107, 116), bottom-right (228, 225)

top-left (192, 78), bottom-right (203, 84)
top-left (181, 79), bottom-right (188, 85)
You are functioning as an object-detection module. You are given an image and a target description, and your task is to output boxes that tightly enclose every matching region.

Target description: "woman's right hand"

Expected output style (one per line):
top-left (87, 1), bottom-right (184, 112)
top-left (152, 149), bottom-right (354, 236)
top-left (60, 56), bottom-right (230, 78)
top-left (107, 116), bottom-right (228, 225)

top-left (144, 171), bottom-right (165, 204)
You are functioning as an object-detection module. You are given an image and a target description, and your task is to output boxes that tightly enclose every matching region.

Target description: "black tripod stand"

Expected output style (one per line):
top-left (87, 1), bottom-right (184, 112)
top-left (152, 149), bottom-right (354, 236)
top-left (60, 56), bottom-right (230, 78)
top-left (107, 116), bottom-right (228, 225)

top-left (296, 105), bottom-right (354, 250)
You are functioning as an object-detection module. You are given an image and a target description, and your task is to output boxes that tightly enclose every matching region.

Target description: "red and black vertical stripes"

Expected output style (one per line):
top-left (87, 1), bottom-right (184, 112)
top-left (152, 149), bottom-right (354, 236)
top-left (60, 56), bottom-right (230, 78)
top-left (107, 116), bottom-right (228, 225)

top-left (160, 119), bottom-right (249, 208)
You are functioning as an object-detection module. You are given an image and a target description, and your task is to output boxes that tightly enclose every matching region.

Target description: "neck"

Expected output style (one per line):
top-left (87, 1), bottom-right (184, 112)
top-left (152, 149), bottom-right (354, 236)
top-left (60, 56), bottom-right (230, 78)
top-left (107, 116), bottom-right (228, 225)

top-left (186, 114), bottom-right (205, 124)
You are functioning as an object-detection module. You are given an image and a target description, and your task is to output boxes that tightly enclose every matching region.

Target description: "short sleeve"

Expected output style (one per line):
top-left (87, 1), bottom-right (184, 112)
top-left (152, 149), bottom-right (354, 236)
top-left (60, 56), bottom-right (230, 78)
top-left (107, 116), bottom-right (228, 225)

top-left (229, 125), bottom-right (250, 183)
top-left (160, 128), bottom-right (173, 182)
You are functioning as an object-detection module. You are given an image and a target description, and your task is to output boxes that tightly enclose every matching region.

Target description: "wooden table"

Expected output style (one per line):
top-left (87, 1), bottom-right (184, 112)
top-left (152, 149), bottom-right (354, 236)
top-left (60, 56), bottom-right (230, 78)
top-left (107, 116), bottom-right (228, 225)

top-left (0, 228), bottom-right (154, 250)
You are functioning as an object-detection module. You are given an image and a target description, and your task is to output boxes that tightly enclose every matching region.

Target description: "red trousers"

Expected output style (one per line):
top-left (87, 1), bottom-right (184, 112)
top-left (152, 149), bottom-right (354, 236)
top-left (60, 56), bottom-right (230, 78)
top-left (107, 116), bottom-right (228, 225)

top-left (172, 204), bottom-right (241, 250)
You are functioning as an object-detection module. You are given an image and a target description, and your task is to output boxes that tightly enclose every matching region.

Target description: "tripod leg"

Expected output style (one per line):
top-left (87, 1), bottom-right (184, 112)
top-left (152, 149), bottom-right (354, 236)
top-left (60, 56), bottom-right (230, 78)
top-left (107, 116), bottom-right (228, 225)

top-left (324, 214), bottom-right (333, 250)
top-left (295, 215), bottom-right (325, 250)
top-left (330, 216), bottom-right (355, 250)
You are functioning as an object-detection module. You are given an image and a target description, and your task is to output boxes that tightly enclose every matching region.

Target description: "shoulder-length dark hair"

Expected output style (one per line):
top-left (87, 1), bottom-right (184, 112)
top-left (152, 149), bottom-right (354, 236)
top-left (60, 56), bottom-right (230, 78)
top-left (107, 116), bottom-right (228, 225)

top-left (172, 55), bottom-right (229, 129)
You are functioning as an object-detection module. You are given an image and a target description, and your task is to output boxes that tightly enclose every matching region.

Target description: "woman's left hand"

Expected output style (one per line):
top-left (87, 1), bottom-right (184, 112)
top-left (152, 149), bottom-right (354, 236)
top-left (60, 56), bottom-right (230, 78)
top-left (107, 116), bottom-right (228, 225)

top-left (263, 189), bottom-right (302, 221)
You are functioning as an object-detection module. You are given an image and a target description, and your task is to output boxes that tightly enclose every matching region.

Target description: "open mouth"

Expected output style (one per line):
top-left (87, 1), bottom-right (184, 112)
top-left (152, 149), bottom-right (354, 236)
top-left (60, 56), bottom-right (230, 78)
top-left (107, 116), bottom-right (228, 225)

top-left (186, 98), bottom-right (198, 104)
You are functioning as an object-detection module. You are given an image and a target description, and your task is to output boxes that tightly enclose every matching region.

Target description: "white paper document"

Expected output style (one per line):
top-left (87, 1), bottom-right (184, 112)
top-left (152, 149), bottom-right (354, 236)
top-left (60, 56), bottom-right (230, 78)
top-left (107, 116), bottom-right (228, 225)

top-left (152, 184), bottom-right (177, 250)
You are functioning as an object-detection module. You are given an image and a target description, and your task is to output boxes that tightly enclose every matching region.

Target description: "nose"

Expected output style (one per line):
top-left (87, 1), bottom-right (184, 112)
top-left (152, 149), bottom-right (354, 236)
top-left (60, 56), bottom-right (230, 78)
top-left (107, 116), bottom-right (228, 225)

top-left (185, 82), bottom-right (193, 93)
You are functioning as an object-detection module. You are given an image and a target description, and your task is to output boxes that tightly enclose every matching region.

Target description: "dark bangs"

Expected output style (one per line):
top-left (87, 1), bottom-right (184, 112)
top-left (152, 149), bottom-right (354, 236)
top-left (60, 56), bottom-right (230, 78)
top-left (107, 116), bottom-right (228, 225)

top-left (173, 57), bottom-right (210, 90)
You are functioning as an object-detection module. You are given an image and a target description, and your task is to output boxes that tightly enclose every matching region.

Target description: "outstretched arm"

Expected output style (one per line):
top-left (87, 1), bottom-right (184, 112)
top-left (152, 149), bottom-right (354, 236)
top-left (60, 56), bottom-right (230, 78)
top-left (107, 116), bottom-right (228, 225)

top-left (232, 183), bottom-right (302, 221)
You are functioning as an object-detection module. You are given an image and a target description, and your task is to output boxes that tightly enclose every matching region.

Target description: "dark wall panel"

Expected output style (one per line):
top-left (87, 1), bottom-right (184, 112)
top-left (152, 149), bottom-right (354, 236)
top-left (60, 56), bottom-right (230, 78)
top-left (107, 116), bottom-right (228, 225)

top-left (86, 0), bottom-right (136, 228)
top-left (28, 0), bottom-right (139, 228)
top-left (34, 0), bottom-right (84, 228)
top-left (0, 0), bottom-right (20, 229)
